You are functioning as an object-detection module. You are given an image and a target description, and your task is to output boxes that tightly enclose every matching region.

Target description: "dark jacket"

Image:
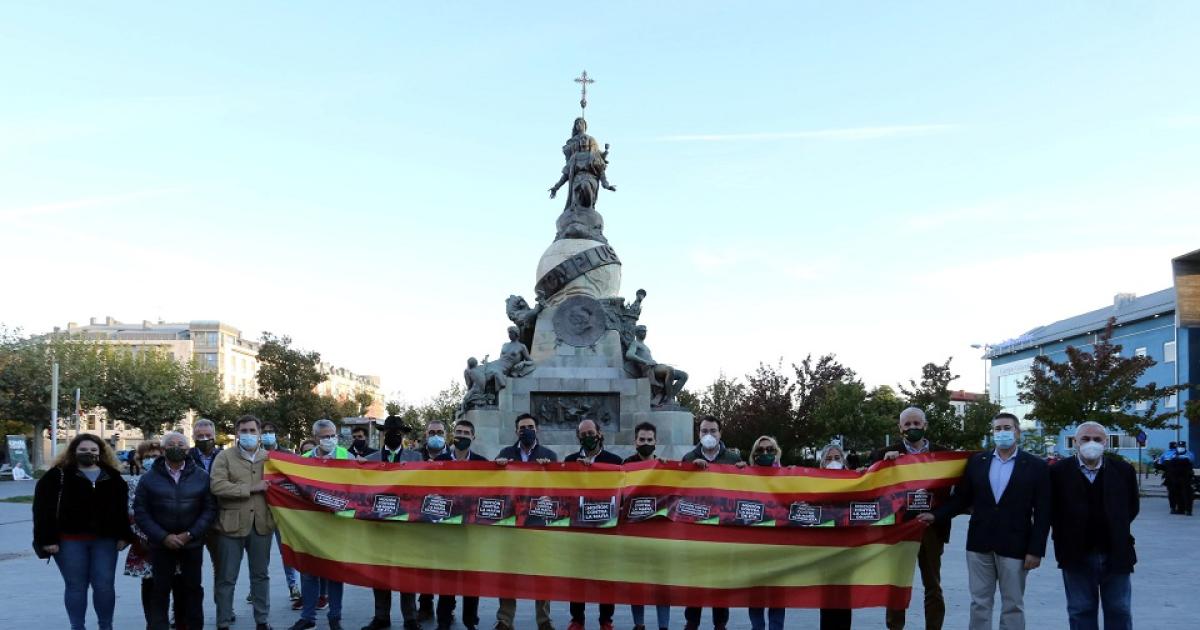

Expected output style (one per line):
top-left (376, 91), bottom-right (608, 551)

top-left (33, 464), bottom-right (134, 546)
top-left (365, 446), bottom-right (422, 463)
top-left (565, 448), bottom-right (624, 464)
top-left (434, 450), bottom-right (490, 462)
top-left (1049, 455), bottom-right (1139, 573)
top-left (870, 441), bottom-right (954, 543)
top-left (681, 443), bottom-right (743, 465)
top-left (496, 442), bottom-right (559, 463)
top-left (623, 453), bottom-right (660, 464)
top-left (187, 445), bottom-right (222, 473)
top-left (348, 443), bottom-right (378, 458)
top-left (933, 449), bottom-right (1051, 559)
top-left (133, 459), bottom-right (217, 548)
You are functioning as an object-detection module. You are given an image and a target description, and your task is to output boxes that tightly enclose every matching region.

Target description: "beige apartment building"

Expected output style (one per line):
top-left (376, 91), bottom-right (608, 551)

top-left (47, 316), bottom-right (383, 450)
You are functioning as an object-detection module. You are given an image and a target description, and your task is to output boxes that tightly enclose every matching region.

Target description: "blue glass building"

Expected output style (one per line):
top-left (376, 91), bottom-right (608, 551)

top-left (985, 249), bottom-right (1199, 460)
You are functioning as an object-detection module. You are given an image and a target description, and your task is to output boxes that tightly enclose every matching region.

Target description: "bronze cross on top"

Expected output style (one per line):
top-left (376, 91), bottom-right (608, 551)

top-left (574, 70), bottom-right (595, 114)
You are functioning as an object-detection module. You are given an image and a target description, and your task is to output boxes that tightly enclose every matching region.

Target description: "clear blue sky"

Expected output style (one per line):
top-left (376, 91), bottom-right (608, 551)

top-left (2, 2), bottom-right (1198, 404)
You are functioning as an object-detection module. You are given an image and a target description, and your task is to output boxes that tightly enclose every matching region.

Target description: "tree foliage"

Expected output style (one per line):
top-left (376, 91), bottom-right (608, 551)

top-left (1017, 317), bottom-right (1188, 436)
top-left (99, 348), bottom-right (220, 441)
top-left (254, 332), bottom-right (327, 445)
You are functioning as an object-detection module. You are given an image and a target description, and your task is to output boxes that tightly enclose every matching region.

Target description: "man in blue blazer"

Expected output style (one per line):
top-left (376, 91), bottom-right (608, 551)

top-left (919, 412), bottom-right (1051, 630)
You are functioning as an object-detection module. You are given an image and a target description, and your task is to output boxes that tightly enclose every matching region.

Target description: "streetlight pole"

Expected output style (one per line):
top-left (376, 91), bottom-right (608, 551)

top-left (49, 362), bottom-right (59, 464)
top-left (970, 344), bottom-right (991, 400)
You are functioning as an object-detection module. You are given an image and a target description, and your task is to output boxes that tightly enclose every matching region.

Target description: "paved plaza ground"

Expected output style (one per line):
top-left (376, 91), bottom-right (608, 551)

top-left (1, 478), bottom-right (1196, 629)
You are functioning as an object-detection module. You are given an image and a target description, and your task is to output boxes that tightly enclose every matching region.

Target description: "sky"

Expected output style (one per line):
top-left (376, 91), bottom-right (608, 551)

top-left (2, 2), bottom-right (1198, 406)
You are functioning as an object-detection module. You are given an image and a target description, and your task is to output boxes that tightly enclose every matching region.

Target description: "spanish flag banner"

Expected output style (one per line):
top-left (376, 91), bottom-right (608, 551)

top-left (266, 451), bottom-right (968, 609)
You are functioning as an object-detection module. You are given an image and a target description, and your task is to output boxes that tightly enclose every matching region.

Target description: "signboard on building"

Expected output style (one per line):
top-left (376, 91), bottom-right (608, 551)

top-left (6, 435), bottom-right (33, 480)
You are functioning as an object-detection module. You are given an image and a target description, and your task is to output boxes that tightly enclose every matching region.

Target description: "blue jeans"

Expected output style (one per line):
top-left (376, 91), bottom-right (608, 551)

top-left (748, 607), bottom-right (785, 630)
top-left (273, 529), bottom-right (298, 589)
top-left (1061, 553), bottom-right (1132, 630)
top-left (54, 537), bottom-right (119, 630)
top-left (630, 604), bottom-right (671, 627)
top-left (301, 573), bottom-right (343, 622)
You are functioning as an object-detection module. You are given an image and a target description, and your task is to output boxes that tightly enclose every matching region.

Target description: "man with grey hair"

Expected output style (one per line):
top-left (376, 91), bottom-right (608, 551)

top-left (187, 417), bottom-right (226, 616)
top-left (1049, 421), bottom-right (1138, 629)
top-left (290, 419), bottom-right (351, 630)
top-left (870, 406), bottom-right (952, 630)
top-left (135, 430), bottom-right (216, 630)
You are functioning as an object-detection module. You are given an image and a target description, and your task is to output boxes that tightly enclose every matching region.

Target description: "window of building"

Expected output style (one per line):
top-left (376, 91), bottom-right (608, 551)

top-left (199, 353), bottom-right (218, 370)
top-left (1166, 394), bottom-right (1178, 408)
top-left (1164, 341), bottom-right (1177, 363)
top-left (1117, 434), bottom-right (1139, 449)
top-left (1134, 347), bottom-right (1147, 358)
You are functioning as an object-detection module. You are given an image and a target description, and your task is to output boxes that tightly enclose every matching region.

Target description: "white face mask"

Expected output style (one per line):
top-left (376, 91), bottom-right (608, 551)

top-left (1078, 440), bottom-right (1105, 460)
top-left (319, 437), bottom-right (337, 453)
top-left (699, 434), bottom-right (719, 450)
top-left (824, 460), bottom-right (844, 470)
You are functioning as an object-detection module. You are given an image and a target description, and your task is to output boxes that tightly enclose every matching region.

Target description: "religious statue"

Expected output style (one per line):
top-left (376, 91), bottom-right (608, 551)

top-left (505, 294), bottom-right (543, 350)
top-left (548, 72), bottom-right (616, 243)
top-left (624, 325), bottom-right (688, 407)
top-left (498, 325), bottom-right (536, 377)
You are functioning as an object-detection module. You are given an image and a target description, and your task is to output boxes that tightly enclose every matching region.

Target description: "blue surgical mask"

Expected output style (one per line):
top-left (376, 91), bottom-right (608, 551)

top-left (239, 433), bottom-right (260, 450)
top-left (261, 433), bottom-right (277, 448)
top-left (141, 457), bottom-right (156, 470)
top-left (993, 430), bottom-right (1016, 449)
top-left (427, 435), bottom-right (446, 450)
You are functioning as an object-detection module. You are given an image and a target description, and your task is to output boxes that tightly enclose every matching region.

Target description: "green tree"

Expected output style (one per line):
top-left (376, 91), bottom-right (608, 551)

top-left (958, 395), bottom-right (1003, 450)
top-left (899, 358), bottom-right (964, 447)
top-left (99, 348), bottom-right (215, 441)
top-left (678, 372), bottom-right (746, 432)
top-left (810, 380), bottom-right (900, 454)
top-left (0, 330), bottom-right (107, 467)
top-left (255, 332), bottom-right (327, 445)
top-left (1017, 318), bottom-right (1188, 437)
top-left (416, 382), bottom-right (465, 427)
top-left (724, 361), bottom-right (795, 458)
top-left (385, 400), bottom-right (404, 417)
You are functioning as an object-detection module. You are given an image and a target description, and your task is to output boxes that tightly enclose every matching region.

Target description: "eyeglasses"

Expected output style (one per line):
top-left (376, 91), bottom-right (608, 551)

top-left (753, 447), bottom-right (777, 455)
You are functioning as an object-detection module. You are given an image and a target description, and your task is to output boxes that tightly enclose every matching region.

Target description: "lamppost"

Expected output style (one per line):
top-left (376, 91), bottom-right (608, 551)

top-left (970, 343), bottom-right (992, 401)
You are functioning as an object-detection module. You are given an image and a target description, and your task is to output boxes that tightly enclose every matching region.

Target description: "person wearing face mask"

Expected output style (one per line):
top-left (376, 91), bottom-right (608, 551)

top-left (362, 416), bottom-right (422, 630)
top-left (918, 412), bottom-right (1050, 630)
top-left (260, 421), bottom-right (303, 604)
top-left (621, 422), bottom-right (673, 630)
top-left (681, 415), bottom-right (743, 630)
top-left (816, 444), bottom-right (853, 630)
top-left (746, 436), bottom-right (786, 630)
top-left (348, 425), bottom-right (377, 459)
top-left (869, 407), bottom-right (951, 630)
top-left (563, 418), bottom-right (623, 630)
top-left (414, 420), bottom-right (452, 621)
top-left (209, 415), bottom-right (275, 630)
top-left (187, 417), bottom-right (225, 612)
top-left (124, 440), bottom-right (180, 629)
top-left (493, 413), bottom-right (557, 630)
top-left (1161, 440), bottom-right (1194, 516)
top-left (33, 433), bottom-right (134, 630)
top-left (134, 432), bottom-right (218, 630)
top-left (1049, 421), bottom-right (1138, 629)
top-left (431, 420), bottom-right (488, 630)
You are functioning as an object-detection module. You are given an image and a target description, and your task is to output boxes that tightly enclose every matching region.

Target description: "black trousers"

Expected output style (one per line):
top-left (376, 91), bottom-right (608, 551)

top-left (1168, 478), bottom-right (1194, 513)
top-left (820, 608), bottom-right (852, 630)
top-left (149, 546), bottom-right (204, 630)
top-left (570, 601), bottom-right (615, 623)
top-left (139, 574), bottom-right (190, 628)
top-left (372, 589), bottom-right (418, 623)
top-left (438, 595), bottom-right (478, 628)
top-left (684, 607), bottom-right (729, 627)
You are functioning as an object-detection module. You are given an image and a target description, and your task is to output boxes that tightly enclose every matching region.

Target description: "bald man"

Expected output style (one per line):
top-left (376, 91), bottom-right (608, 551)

top-left (870, 407), bottom-right (953, 630)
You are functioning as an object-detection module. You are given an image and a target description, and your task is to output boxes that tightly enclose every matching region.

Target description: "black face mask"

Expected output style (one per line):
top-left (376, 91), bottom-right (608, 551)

top-left (580, 434), bottom-right (600, 452)
top-left (454, 436), bottom-right (472, 451)
top-left (383, 431), bottom-right (404, 449)
top-left (519, 428), bottom-right (537, 447)
top-left (903, 428), bottom-right (926, 444)
top-left (636, 444), bottom-right (656, 458)
top-left (196, 438), bottom-right (215, 453)
top-left (165, 447), bottom-right (187, 462)
top-left (76, 453), bottom-right (98, 467)
top-left (352, 439), bottom-right (367, 451)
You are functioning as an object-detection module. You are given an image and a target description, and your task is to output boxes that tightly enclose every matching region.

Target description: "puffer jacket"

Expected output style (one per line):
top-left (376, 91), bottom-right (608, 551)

top-left (133, 458), bottom-right (217, 548)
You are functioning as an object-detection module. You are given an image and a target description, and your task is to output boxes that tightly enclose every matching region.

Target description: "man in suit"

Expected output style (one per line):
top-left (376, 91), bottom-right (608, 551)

top-left (432, 420), bottom-right (488, 630)
top-left (564, 418), bottom-right (623, 630)
top-left (493, 413), bottom-right (557, 630)
top-left (870, 407), bottom-right (950, 630)
top-left (1050, 421), bottom-right (1138, 630)
top-left (919, 412), bottom-right (1051, 630)
top-left (362, 416), bottom-right (422, 630)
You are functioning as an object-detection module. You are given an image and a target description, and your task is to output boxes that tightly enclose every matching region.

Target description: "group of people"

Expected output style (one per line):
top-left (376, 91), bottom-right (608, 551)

top-left (1154, 440), bottom-right (1195, 516)
top-left (31, 407), bottom-right (1142, 630)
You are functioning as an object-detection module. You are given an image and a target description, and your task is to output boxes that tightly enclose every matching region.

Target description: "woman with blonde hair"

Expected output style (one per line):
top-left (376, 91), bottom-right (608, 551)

top-left (33, 433), bottom-right (134, 630)
top-left (746, 435), bottom-right (786, 630)
top-left (817, 443), bottom-right (853, 629)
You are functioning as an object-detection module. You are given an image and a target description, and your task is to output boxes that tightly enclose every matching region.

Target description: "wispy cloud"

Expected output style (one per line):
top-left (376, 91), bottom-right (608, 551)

top-left (655, 124), bottom-right (958, 143)
top-left (0, 188), bottom-right (185, 221)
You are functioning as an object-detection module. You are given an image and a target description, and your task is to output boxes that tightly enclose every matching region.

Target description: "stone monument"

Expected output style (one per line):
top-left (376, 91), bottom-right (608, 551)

top-left (459, 71), bottom-right (696, 460)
